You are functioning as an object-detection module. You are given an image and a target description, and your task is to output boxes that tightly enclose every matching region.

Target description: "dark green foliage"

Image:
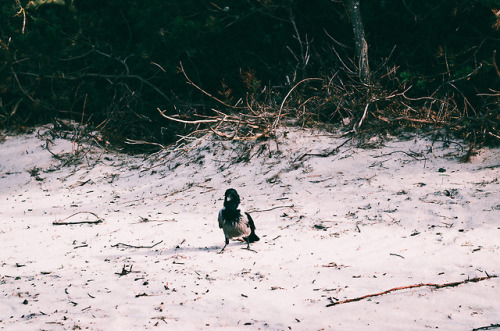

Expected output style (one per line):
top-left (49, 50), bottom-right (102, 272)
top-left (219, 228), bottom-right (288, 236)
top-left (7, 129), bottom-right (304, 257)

top-left (1, 0), bottom-right (499, 148)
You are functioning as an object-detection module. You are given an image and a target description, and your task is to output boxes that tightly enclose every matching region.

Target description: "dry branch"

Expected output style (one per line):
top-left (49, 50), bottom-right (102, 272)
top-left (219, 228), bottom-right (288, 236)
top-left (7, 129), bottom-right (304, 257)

top-left (326, 275), bottom-right (498, 307)
top-left (138, 216), bottom-right (177, 223)
top-left (473, 323), bottom-right (500, 331)
top-left (158, 63), bottom-right (280, 142)
top-left (159, 107), bottom-right (270, 141)
top-left (272, 77), bottom-right (323, 131)
top-left (158, 111), bottom-right (219, 125)
top-left (356, 102), bottom-right (371, 131)
top-left (372, 150), bottom-right (426, 160)
top-left (377, 115), bottom-right (443, 125)
top-left (111, 240), bottom-right (164, 249)
top-left (493, 50), bottom-right (500, 78)
top-left (297, 136), bottom-right (353, 161)
top-left (53, 211), bottom-right (103, 225)
top-left (249, 205), bottom-right (295, 213)
top-left (179, 62), bottom-right (240, 109)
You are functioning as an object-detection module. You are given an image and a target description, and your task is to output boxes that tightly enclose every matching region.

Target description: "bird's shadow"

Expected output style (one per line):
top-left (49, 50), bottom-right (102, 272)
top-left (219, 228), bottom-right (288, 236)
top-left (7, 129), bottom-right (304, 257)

top-left (106, 241), bottom-right (253, 258)
top-left (164, 241), bottom-right (257, 255)
top-left (163, 245), bottom-right (222, 254)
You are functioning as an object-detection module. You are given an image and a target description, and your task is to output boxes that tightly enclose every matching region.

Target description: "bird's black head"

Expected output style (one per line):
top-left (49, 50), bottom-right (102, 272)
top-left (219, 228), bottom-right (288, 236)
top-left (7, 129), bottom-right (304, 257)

top-left (224, 188), bottom-right (241, 210)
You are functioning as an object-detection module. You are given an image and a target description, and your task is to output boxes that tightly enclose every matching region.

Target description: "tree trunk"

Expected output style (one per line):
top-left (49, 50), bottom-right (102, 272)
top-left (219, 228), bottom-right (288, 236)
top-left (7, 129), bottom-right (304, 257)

top-left (344, 0), bottom-right (370, 84)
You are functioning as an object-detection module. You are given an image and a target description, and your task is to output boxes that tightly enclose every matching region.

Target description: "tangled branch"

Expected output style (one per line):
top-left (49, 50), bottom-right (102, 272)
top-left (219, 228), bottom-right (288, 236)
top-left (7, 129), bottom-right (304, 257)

top-left (179, 62), bottom-right (242, 110)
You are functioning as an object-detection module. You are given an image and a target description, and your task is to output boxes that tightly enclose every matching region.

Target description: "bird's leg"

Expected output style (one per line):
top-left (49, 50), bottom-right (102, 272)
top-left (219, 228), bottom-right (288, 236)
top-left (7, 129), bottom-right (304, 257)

top-left (218, 237), bottom-right (229, 254)
top-left (241, 237), bottom-right (257, 253)
top-left (218, 244), bottom-right (227, 254)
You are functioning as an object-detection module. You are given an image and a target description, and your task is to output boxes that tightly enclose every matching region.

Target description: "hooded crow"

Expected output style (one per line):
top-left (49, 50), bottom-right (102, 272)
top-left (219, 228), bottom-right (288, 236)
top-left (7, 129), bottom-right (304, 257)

top-left (218, 188), bottom-right (259, 253)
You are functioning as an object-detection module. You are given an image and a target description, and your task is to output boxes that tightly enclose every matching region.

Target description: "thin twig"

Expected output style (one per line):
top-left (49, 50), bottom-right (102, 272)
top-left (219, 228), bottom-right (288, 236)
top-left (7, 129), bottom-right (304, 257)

top-left (58, 72), bottom-right (172, 102)
top-left (472, 323), bottom-right (500, 331)
top-left (249, 205), bottom-right (295, 213)
top-left (53, 211), bottom-right (103, 225)
top-left (390, 253), bottom-right (405, 259)
top-left (492, 50), bottom-right (500, 78)
top-left (111, 240), bottom-right (164, 249)
top-left (272, 77), bottom-right (323, 131)
top-left (326, 275), bottom-right (497, 307)
top-left (11, 69), bottom-right (35, 102)
top-left (356, 102), bottom-right (371, 131)
top-left (137, 216), bottom-right (177, 223)
top-left (377, 116), bottom-right (442, 124)
top-left (53, 220), bottom-right (102, 225)
top-left (372, 150), bottom-right (425, 160)
top-left (158, 110), bottom-right (219, 124)
top-left (297, 136), bottom-right (353, 161)
top-left (179, 62), bottom-right (239, 109)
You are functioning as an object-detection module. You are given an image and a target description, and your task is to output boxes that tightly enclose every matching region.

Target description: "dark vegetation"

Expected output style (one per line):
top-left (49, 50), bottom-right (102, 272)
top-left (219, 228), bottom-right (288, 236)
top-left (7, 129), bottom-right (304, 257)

top-left (1, 0), bottom-right (499, 150)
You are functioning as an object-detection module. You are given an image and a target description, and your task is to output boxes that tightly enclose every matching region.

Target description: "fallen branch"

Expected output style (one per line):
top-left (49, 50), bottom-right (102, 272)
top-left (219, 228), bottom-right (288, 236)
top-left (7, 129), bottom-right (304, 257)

top-left (111, 240), bottom-right (163, 249)
top-left (138, 216), bottom-right (177, 223)
top-left (377, 115), bottom-right (443, 125)
top-left (297, 136), bottom-right (353, 161)
top-left (326, 275), bottom-right (498, 307)
top-left (211, 128), bottom-right (267, 141)
top-left (53, 219), bottom-right (102, 225)
top-left (477, 164), bottom-right (500, 170)
top-left (372, 150), bottom-right (425, 160)
top-left (249, 205), bottom-right (295, 213)
top-left (473, 323), bottom-right (500, 331)
top-left (53, 211), bottom-right (103, 225)
top-left (158, 107), bottom-right (269, 141)
top-left (158, 110), bottom-right (219, 125)
top-left (389, 253), bottom-right (405, 259)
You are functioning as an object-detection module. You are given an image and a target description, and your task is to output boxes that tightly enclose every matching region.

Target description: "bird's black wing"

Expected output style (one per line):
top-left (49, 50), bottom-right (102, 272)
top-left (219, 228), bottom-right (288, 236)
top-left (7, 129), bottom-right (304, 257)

top-left (245, 212), bottom-right (256, 231)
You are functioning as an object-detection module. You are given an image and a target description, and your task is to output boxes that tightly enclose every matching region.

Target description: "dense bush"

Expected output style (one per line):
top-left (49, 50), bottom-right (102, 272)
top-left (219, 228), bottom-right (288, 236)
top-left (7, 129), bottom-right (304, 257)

top-left (1, 0), bottom-right (499, 148)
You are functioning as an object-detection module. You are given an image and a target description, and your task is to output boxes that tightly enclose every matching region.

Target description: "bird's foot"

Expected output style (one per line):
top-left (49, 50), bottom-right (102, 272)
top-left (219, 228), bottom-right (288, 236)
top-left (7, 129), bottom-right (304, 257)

top-left (241, 247), bottom-right (258, 253)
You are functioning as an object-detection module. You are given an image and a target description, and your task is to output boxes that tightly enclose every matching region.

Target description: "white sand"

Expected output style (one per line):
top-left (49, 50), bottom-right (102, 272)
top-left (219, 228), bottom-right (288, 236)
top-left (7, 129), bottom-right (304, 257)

top-left (1, 126), bottom-right (499, 330)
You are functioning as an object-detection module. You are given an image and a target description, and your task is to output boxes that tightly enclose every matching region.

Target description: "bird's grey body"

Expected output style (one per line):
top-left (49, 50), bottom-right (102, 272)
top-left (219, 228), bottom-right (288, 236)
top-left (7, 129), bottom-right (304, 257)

top-left (219, 208), bottom-right (252, 239)
top-left (218, 189), bottom-right (259, 253)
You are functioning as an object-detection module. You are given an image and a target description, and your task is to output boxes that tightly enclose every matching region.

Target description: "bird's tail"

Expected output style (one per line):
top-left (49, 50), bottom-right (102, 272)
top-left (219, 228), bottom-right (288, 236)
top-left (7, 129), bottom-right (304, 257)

top-left (247, 230), bottom-right (260, 243)
top-left (244, 212), bottom-right (260, 243)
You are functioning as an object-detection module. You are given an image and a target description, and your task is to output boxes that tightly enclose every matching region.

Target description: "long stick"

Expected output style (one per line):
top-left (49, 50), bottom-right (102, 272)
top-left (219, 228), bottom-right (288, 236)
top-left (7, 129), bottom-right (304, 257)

top-left (326, 275), bottom-right (497, 307)
top-left (297, 136), bottom-right (353, 161)
top-left (249, 205), bottom-right (295, 213)
top-left (158, 110), bottom-right (219, 124)
top-left (111, 240), bottom-right (163, 249)
top-left (53, 211), bottom-right (103, 225)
